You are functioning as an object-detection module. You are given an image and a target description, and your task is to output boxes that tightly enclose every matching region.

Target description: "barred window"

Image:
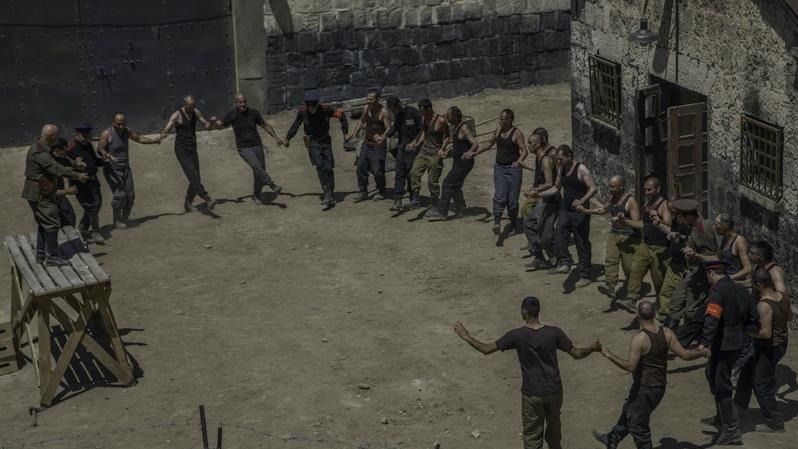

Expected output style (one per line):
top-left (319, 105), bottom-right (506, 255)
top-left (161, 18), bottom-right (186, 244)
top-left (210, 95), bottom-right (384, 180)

top-left (740, 115), bottom-right (784, 200)
top-left (589, 55), bottom-right (622, 128)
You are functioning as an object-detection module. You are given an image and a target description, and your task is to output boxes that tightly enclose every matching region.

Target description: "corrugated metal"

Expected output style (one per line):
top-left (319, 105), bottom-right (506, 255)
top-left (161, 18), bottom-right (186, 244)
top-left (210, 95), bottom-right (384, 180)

top-left (0, 1), bottom-right (234, 146)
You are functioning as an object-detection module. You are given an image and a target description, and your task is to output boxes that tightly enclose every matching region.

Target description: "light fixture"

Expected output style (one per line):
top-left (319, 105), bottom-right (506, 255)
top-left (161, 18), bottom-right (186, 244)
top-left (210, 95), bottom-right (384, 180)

top-left (631, 0), bottom-right (659, 45)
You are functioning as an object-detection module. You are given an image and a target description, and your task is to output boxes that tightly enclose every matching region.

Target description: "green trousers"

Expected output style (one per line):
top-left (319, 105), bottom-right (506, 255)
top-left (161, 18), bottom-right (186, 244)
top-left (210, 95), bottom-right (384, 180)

top-left (658, 265), bottom-right (710, 324)
top-left (625, 243), bottom-right (670, 302)
top-left (521, 196), bottom-right (539, 220)
top-left (604, 233), bottom-right (639, 285)
top-left (409, 152), bottom-right (443, 200)
top-left (522, 391), bottom-right (563, 449)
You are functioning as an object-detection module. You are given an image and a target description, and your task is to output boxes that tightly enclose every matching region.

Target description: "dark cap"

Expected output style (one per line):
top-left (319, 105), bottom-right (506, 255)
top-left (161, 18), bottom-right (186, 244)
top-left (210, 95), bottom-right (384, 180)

top-left (73, 123), bottom-right (93, 132)
top-left (303, 91), bottom-right (321, 103)
top-left (703, 260), bottom-right (729, 272)
top-left (671, 198), bottom-right (699, 213)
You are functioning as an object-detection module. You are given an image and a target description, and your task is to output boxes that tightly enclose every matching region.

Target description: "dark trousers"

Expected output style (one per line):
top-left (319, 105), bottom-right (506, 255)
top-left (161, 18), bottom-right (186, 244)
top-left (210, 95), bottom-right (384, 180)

top-left (76, 179), bottom-right (102, 232)
top-left (393, 144), bottom-right (417, 198)
top-left (439, 157), bottom-right (474, 213)
top-left (554, 209), bottom-right (592, 278)
top-left (608, 383), bottom-right (665, 449)
top-left (237, 145), bottom-right (274, 196)
top-left (707, 349), bottom-right (741, 400)
top-left (735, 343), bottom-right (786, 429)
top-left (308, 141), bottom-right (336, 196)
top-left (493, 164), bottom-right (522, 221)
top-left (103, 165), bottom-right (135, 222)
top-left (356, 144), bottom-right (386, 193)
top-left (175, 144), bottom-right (209, 201)
top-left (57, 197), bottom-right (76, 227)
top-left (525, 201), bottom-right (559, 261)
top-left (27, 200), bottom-right (60, 260)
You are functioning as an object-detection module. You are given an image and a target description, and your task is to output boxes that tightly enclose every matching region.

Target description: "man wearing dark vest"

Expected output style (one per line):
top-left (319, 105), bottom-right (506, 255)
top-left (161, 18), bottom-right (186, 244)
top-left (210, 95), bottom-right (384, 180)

top-left (519, 128), bottom-right (557, 225)
top-left (215, 94), bottom-right (285, 205)
top-left (533, 145), bottom-right (597, 287)
top-left (68, 124), bottom-right (105, 244)
top-left (98, 113), bottom-right (161, 229)
top-left (659, 199), bottom-right (717, 335)
top-left (713, 214), bottom-right (752, 283)
top-left (577, 175), bottom-right (641, 300)
top-left (698, 260), bottom-right (758, 445)
top-left (406, 99), bottom-right (448, 211)
top-left (593, 301), bottom-right (707, 449)
top-left (454, 296), bottom-right (601, 449)
top-left (431, 106), bottom-right (479, 218)
top-left (21, 124), bottom-right (90, 266)
top-left (748, 240), bottom-right (786, 294)
top-left (616, 177), bottom-right (671, 311)
top-left (160, 95), bottom-right (216, 212)
top-left (346, 88), bottom-right (391, 201)
top-left (284, 91), bottom-right (349, 207)
top-left (376, 96), bottom-right (423, 211)
top-left (734, 267), bottom-right (790, 433)
top-left (464, 109), bottom-right (528, 235)
top-left (521, 130), bottom-right (560, 271)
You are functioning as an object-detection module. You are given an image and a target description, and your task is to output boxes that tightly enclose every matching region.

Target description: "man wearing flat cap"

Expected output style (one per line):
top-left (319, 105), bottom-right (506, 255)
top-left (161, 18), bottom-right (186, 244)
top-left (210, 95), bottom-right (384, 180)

top-left (657, 198), bottom-right (717, 338)
top-left (284, 91), bottom-right (349, 207)
top-left (699, 260), bottom-right (758, 445)
top-left (69, 124), bottom-right (106, 243)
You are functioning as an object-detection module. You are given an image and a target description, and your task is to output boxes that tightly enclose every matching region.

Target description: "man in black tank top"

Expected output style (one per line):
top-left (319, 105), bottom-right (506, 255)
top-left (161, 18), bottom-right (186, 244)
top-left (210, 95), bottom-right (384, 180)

top-left (161, 95), bottom-right (215, 212)
top-left (595, 301), bottom-right (707, 449)
top-left (433, 106), bottom-right (479, 218)
top-left (577, 175), bottom-right (642, 300)
top-left (734, 267), bottom-right (789, 432)
top-left (533, 145), bottom-right (597, 286)
top-left (464, 109), bottom-right (528, 235)
top-left (712, 214), bottom-right (752, 283)
top-left (519, 128), bottom-right (556, 222)
top-left (346, 88), bottom-right (392, 201)
top-left (615, 177), bottom-right (672, 312)
top-left (521, 130), bottom-right (560, 270)
top-left (748, 241), bottom-right (786, 294)
top-left (407, 99), bottom-right (448, 210)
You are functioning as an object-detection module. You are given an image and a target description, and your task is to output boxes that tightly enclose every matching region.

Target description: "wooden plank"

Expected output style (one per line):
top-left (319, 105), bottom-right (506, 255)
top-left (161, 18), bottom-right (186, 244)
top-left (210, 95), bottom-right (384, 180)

top-left (60, 267), bottom-right (85, 289)
top-left (44, 265), bottom-right (72, 291)
top-left (94, 288), bottom-right (133, 384)
top-left (4, 236), bottom-right (46, 295)
top-left (17, 235), bottom-right (58, 292)
top-left (61, 228), bottom-right (108, 283)
top-left (58, 229), bottom-right (98, 285)
top-left (38, 301), bottom-right (52, 400)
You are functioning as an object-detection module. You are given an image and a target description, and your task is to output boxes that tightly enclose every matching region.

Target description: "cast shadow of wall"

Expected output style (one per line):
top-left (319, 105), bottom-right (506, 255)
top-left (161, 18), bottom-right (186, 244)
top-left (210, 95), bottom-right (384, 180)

top-left (269, 0), bottom-right (294, 35)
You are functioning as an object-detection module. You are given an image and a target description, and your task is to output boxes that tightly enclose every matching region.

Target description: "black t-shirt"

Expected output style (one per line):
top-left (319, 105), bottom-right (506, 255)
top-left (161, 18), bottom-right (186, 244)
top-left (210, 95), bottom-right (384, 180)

top-left (222, 108), bottom-right (265, 148)
top-left (496, 325), bottom-right (573, 396)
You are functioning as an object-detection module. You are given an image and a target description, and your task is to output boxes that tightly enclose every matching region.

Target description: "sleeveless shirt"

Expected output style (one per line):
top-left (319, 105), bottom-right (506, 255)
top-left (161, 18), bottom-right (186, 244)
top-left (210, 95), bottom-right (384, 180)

top-left (719, 235), bottom-right (743, 276)
top-left (759, 297), bottom-right (791, 348)
top-left (363, 103), bottom-right (386, 149)
top-left (107, 127), bottom-right (130, 169)
top-left (175, 109), bottom-right (197, 151)
top-left (451, 121), bottom-right (470, 160)
top-left (561, 162), bottom-right (588, 212)
top-left (633, 327), bottom-right (668, 386)
top-left (534, 147), bottom-right (560, 204)
top-left (495, 127), bottom-right (519, 165)
top-left (643, 198), bottom-right (669, 247)
top-left (609, 193), bottom-right (638, 237)
top-left (420, 114), bottom-right (447, 156)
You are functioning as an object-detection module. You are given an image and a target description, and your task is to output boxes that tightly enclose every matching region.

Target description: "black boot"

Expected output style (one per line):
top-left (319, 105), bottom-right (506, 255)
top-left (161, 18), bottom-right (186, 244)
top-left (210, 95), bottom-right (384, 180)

top-left (44, 230), bottom-right (70, 267)
top-left (509, 207), bottom-right (522, 234)
top-left (453, 191), bottom-right (467, 217)
top-left (716, 398), bottom-right (742, 445)
top-left (34, 227), bottom-right (46, 263)
top-left (492, 215), bottom-right (502, 235)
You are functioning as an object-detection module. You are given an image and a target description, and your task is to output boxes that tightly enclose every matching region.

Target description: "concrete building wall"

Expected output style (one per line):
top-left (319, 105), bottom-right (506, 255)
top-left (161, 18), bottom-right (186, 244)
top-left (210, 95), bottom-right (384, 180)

top-left (260, 0), bottom-right (572, 112)
top-left (570, 0), bottom-right (798, 298)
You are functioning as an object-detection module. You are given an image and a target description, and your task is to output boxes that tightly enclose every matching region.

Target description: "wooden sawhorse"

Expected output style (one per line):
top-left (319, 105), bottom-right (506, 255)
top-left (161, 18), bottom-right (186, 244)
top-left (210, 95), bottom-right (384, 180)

top-left (4, 226), bottom-right (135, 406)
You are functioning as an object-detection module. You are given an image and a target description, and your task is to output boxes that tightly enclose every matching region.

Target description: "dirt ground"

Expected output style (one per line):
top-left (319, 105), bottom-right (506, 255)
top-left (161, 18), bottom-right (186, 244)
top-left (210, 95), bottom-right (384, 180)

top-left (1, 83), bottom-right (796, 449)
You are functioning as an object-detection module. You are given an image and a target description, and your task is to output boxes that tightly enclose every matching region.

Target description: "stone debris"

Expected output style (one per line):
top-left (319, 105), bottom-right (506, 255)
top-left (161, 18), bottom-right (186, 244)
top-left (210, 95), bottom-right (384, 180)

top-left (471, 429), bottom-right (481, 439)
top-left (358, 383), bottom-right (370, 390)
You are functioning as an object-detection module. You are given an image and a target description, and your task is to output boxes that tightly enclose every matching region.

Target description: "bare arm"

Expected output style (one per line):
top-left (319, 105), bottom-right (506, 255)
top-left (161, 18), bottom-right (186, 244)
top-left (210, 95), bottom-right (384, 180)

top-left (97, 130), bottom-right (113, 161)
top-left (454, 322), bottom-right (498, 355)
top-left (514, 129), bottom-right (529, 165)
top-left (575, 164), bottom-right (597, 206)
top-left (160, 111), bottom-right (180, 138)
top-left (665, 327), bottom-right (707, 360)
top-left (528, 156), bottom-right (556, 196)
top-left (345, 106), bottom-right (368, 140)
top-left (257, 120), bottom-right (282, 144)
top-left (602, 333), bottom-right (645, 372)
top-left (752, 301), bottom-right (773, 340)
top-left (195, 109), bottom-right (213, 130)
top-left (771, 267), bottom-right (787, 295)
top-left (537, 172), bottom-right (563, 198)
top-left (471, 127), bottom-right (499, 156)
top-left (731, 236), bottom-right (752, 281)
top-left (568, 339), bottom-right (601, 360)
top-left (579, 200), bottom-right (609, 215)
top-left (128, 128), bottom-right (161, 145)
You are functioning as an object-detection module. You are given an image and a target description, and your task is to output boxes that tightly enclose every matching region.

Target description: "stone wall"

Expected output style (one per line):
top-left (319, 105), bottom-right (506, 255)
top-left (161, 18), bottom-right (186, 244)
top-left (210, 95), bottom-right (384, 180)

top-left (262, 0), bottom-right (572, 112)
top-left (570, 0), bottom-right (798, 299)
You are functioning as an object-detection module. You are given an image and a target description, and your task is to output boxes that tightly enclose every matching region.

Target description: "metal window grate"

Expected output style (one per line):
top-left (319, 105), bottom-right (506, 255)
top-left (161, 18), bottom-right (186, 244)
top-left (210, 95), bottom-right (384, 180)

top-left (589, 55), bottom-right (622, 128)
top-left (740, 115), bottom-right (784, 200)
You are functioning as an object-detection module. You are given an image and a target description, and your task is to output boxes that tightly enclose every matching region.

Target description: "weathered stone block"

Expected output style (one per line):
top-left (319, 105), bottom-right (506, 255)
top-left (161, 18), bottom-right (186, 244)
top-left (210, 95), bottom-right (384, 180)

top-left (387, 8), bottom-right (403, 27)
top-left (354, 10), bottom-right (369, 29)
top-left (521, 14), bottom-right (541, 33)
top-left (420, 43), bottom-right (437, 61)
top-left (419, 6), bottom-right (434, 26)
top-left (393, 28), bottom-right (414, 46)
top-left (555, 11), bottom-right (571, 30)
top-left (464, 2), bottom-right (483, 20)
top-left (320, 13), bottom-right (337, 32)
top-left (440, 24), bottom-right (462, 41)
top-left (373, 8), bottom-right (389, 28)
top-left (497, 0), bottom-right (526, 17)
top-left (541, 11), bottom-right (557, 30)
top-left (412, 28), bottom-right (430, 46)
top-left (404, 8), bottom-right (421, 27)
top-left (298, 31), bottom-right (320, 53)
top-left (506, 14), bottom-right (522, 34)
top-left (434, 5), bottom-right (452, 24)
top-left (336, 10), bottom-right (354, 29)
top-left (427, 80), bottom-right (446, 99)
top-left (430, 61), bottom-right (450, 80)
top-left (451, 4), bottom-right (467, 23)
top-left (391, 47), bottom-right (422, 66)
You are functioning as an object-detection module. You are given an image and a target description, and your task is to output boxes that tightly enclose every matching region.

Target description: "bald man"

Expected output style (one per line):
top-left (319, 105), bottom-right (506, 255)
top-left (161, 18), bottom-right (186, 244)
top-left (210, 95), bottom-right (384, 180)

top-left (98, 113), bottom-right (161, 229)
top-left (578, 175), bottom-right (641, 302)
top-left (215, 94), bottom-right (284, 205)
top-left (161, 95), bottom-right (215, 212)
top-left (22, 125), bottom-right (90, 266)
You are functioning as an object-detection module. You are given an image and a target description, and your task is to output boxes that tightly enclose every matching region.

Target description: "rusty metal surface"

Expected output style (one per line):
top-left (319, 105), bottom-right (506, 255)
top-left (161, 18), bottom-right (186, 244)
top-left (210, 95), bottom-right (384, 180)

top-left (0, 1), bottom-right (234, 146)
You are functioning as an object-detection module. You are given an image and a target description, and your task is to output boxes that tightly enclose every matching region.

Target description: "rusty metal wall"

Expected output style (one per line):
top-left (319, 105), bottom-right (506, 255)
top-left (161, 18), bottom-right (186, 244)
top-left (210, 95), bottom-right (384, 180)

top-left (0, 1), bottom-right (234, 146)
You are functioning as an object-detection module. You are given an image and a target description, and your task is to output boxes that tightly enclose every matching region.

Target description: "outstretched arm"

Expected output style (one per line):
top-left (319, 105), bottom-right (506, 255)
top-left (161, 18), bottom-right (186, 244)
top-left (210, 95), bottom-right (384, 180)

top-left (468, 127), bottom-right (499, 158)
top-left (665, 327), bottom-right (708, 360)
top-left (160, 111), bottom-right (180, 139)
top-left (575, 164), bottom-right (597, 208)
top-left (129, 128), bottom-right (161, 145)
top-left (257, 119), bottom-right (283, 145)
top-left (454, 322), bottom-right (498, 355)
top-left (195, 109), bottom-right (213, 130)
top-left (568, 339), bottom-right (601, 360)
top-left (602, 334), bottom-right (644, 372)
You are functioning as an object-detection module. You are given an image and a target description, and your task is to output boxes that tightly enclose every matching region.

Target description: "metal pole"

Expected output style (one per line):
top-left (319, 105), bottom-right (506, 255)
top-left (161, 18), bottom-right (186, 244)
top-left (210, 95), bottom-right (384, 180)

top-left (199, 405), bottom-right (209, 449)
top-left (216, 426), bottom-right (223, 449)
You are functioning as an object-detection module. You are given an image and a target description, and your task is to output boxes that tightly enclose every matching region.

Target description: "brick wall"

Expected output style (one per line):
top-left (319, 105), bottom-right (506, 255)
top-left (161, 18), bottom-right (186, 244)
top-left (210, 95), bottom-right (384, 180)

top-left (262, 0), bottom-right (572, 112)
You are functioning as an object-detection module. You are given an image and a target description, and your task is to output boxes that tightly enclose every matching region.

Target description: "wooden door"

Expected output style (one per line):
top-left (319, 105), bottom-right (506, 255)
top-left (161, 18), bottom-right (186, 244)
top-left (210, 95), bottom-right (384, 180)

top-left (667, 103), bottom-right (708, 216)
top-left (636, 85), bottom-right (664, 201)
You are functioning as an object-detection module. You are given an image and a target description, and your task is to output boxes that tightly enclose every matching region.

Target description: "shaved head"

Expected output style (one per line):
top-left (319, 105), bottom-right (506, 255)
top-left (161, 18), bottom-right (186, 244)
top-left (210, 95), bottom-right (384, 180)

top-left (234, 93), bottom-right (248, 111)
top-left (637, 300), bottom-right (656, 321)
top-left (40, 124), bottom-right (59, 142)
top-left (609, 175), bottom-right (624, 186)
top-left (644, 177), bottom-right (660, 189)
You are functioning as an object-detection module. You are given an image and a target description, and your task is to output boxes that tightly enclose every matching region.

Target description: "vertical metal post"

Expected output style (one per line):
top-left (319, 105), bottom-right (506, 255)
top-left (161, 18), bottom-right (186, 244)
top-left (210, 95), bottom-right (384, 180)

top-left (216, 426), bottom-right (223, 449)
top-left (199, 405), bottom-right (209, 449)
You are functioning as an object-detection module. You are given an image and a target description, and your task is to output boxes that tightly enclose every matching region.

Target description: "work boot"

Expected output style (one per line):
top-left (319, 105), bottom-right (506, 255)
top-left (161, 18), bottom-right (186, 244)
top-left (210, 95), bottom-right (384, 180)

top-left (408, 195), bottom-right (421, 208)
top-left (547, 265), bottom-right (571, 275)
top-left (323, 192), bottom-right (335, 207)
top-left (373, 190), bottom-right (387, 201)
top-left (525, 259), bottom-right (551, 272)
top-left (755, 423), bottom-right (785, 433)
top-left (268, 182), bottom-right (283, 194)
top-left (356, 191), bottom-right (369, 202)
top-left (201, 195), bottom-right (216, 211)
top-left (598, 282), bottom-right (618, 298)
top-left (252, 193), bottom-right (264, 205)
top-left (91, 231), bottom-right (106, 245)
top-left (492, 216), bottom-right (502, 235)
top-left (615, 298), bottom-right (637, 313)
top-left (184, 197), bottom-right (195, 213)
top-left (79, 224), bottom-right (92, 242)
top-left (575, 278), bottom-right (592, 288)
top-left (715, 399), bottom-right (743, 445)
top-left (425, 207), bottom-right (442, 219)
top-left (390, 198), bottom-right (403, 211)
top-left (113, 208), bottom-right (127, 229)
top-left (592, 430), bottom-right (617, 449)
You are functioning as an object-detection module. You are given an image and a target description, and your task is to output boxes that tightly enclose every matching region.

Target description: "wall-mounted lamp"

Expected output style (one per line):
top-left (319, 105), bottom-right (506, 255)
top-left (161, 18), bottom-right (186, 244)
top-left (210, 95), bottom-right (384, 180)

top-left (631, 0), bottom-right (659, 44)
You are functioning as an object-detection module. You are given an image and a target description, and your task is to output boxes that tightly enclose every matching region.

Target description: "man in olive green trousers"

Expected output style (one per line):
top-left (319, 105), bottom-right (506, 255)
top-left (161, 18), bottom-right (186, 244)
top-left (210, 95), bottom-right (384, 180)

top-left (577, 175), bottom-right (641, 301)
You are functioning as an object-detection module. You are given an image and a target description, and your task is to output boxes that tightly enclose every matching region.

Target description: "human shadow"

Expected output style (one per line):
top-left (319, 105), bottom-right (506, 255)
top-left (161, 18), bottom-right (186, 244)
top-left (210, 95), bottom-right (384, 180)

top-left (654, 437), bottom-right (713, 449)
top-left (561, 263), bottom-right (605, 294)
top-left (215, 195), bottom-right (287, 209)
top-left (667, 363), bottom-right (706, 375)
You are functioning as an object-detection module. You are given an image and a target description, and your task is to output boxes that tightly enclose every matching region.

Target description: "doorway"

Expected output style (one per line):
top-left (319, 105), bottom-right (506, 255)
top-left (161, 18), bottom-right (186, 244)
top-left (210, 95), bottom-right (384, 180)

top-left (636, 77), bottom-right (708, 216)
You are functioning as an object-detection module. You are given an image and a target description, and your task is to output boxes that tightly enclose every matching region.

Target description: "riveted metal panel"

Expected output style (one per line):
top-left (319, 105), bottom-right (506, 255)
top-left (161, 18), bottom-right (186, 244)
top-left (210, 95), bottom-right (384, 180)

top-left (0, 1), bottom-right (234, 146)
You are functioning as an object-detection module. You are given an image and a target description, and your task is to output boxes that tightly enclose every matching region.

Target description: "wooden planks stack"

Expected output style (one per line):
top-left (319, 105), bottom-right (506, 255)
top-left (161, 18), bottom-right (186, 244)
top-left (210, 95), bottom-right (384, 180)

top-left (3, 225), bottom-right (134, 406)
top-left (0, 310), bottom-right (18, 376)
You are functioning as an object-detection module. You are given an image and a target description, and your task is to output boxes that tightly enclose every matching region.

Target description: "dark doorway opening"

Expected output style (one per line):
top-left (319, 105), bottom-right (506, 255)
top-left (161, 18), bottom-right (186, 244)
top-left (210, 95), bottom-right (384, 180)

top-left (636, 77), bottom-right (708, 215)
